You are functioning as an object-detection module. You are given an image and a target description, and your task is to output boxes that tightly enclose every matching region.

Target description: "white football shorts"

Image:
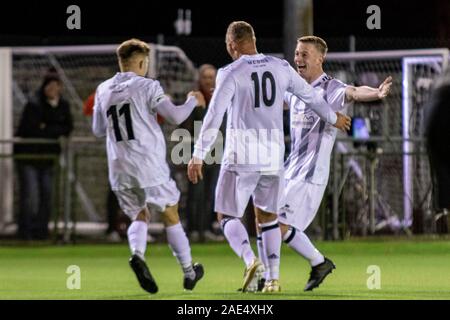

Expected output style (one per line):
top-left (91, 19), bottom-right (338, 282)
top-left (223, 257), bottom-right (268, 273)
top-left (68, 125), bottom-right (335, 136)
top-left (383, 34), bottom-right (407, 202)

top-left (114, 178), bottom-right (180, 220)
top-left (215, 168), bottom-right (284, 218)
top-left (278, 178), bottom-right (326, 231)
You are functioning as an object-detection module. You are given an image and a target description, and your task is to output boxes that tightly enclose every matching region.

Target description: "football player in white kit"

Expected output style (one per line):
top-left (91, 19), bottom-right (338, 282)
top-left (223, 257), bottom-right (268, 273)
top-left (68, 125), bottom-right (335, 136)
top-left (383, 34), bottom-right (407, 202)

top-left (255, 36), bottom-right (392, 292)
top-left (187, 22), bottom-right (351, 293)
top-left (92, 39), bottom-right (206, 294)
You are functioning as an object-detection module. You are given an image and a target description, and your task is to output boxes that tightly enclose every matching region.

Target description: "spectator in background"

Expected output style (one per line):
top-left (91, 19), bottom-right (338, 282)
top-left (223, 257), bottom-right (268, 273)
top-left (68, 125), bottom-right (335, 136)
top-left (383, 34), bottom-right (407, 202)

top-left (15, 70), bottom-right (73, 240)
top-left (426, 71), bottom-right (450, 233)
top-left (183, 64), bottom-right (224, 242)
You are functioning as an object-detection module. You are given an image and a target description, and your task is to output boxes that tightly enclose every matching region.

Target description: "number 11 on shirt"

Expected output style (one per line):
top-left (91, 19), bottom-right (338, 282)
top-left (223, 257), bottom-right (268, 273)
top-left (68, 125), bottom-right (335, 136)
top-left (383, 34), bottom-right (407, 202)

top-left (106, 103), bottom-right (135, 142)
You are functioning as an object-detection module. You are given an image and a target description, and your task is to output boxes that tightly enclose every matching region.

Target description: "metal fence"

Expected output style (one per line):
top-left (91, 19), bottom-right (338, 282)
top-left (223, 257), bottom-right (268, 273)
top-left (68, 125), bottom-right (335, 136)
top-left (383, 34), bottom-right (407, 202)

top-left (1, 136), bottom-right (448, 242)
top-left (326, 137), bottom-right (446, 240)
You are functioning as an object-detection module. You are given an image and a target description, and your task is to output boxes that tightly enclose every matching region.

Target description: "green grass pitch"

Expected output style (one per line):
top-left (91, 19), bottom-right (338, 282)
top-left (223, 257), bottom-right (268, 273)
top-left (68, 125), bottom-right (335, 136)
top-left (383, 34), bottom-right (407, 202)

top-left (0, 239), bottom-right (449, 300)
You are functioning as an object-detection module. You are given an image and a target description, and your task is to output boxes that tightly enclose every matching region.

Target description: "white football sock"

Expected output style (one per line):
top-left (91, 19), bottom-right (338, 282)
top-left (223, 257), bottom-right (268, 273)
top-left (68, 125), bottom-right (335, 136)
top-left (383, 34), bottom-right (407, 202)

top-left (221, 218), bottom-right (255, 268)
top-left (259, 220), bottom-right (281, 281)
top-left (127, 220), bottom-right (148, 259)
top-left (283, 226), bottom-right (325, 267)
top-left (165, 223), bottom-right (195, 279)
top-left (256, 232), bottom-right (270, 280)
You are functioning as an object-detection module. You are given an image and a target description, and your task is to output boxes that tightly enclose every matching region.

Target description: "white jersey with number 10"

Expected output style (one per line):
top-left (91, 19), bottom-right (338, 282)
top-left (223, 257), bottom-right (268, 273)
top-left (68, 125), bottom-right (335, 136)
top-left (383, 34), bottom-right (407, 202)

top-left (193, 53), bottom-right (337, 172)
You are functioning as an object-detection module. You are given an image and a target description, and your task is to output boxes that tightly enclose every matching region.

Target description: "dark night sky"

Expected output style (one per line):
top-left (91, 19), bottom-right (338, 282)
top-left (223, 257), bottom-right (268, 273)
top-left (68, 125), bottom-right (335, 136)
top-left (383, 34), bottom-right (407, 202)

top-left (0, 1), bottom-right (282, 38)
top-left (313, 0), bottom-right (445, 37)
top-left (0, 0), bottom-right (446, 42)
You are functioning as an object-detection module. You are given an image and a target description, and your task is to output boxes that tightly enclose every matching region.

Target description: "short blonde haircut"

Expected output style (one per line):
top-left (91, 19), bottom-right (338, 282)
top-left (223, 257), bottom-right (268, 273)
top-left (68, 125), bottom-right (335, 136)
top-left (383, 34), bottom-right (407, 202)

top-left (297, 36), bottom-right (328, 55)
top-left (226, 21), bottom-right (256, 43)
top-left (116, 38), bottom-right (150, 65)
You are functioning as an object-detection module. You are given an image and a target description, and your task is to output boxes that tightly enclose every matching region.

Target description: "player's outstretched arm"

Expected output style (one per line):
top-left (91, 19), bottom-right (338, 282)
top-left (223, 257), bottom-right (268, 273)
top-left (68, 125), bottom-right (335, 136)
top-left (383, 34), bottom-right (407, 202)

top-left (190, 69), bottom-right (232, 165)
top-left (154, 92), bottom-right (204, 125)
top-left (345, 76), bottom-right (392, 103)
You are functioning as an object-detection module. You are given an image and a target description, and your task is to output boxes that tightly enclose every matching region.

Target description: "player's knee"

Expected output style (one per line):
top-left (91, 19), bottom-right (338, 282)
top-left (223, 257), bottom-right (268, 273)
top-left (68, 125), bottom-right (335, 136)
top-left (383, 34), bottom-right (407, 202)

top-left (254, 217), bottom-right (262, 234)
top-left (283, 225), bottom-right (297, 244)
top-left (135, 208), bottom-right (150, 223)
top-left (279, 222), bottom-right (289, 237)
top-left (218, 214), bottom-right (235, 232)
top-left (162, 211), bottom-right (180, 226)
top-left (256, 210), bottom-right (277, 224)
top-left (162, 205), bottom-right (180, 226)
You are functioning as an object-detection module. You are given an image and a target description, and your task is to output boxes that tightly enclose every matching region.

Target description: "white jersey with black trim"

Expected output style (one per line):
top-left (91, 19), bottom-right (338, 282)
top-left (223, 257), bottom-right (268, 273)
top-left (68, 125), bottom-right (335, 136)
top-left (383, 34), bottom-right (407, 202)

top-left (193, 54), bottom-right (338, 172)
top-left (284, 73), bottom-right (350, 185)
top-left (92, 72), bottom-right (171, 190)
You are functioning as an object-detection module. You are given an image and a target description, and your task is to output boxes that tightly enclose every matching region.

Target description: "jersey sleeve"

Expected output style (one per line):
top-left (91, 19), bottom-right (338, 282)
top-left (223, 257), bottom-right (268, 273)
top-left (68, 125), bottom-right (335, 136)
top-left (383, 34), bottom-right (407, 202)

top-left (92, 88), bottom-right (107, 138)
top-left (326, 79), bottom-right (348, 112)
top-left (154, 96), bottom-right (198, 125)
top-left (284, 91), bottom-right (293, 104)
top-left (286, 65), bottom-right (337, 124)
top-left (147, 80), bottom-right (169, 112)
top-left (193, 68), bottom-right (234, 160)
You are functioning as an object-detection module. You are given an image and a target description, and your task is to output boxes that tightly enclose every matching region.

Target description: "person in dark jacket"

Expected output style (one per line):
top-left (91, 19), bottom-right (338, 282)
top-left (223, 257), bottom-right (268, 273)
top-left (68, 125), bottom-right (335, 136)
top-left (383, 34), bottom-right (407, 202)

top-left (15, 71), bottom-right (73, 240)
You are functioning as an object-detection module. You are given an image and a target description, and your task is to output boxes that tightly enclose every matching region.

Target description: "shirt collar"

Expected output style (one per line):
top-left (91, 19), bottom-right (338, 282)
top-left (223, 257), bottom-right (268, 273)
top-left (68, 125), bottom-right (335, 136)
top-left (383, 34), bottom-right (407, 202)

top-left (311, 72), bottom-right (328, 88)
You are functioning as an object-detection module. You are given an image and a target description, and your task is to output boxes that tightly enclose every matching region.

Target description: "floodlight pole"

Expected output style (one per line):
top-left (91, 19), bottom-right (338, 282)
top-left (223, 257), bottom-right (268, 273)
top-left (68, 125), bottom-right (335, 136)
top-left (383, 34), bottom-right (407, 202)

top-left (0, 48), bottom-right (13, 229)
top-left (283, 0), bottom-right (313, 64)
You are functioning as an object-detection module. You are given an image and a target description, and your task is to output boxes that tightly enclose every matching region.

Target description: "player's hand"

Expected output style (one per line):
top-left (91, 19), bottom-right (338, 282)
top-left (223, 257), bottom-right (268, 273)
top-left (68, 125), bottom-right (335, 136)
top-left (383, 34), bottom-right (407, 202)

top-left (188, 91), bottom-right (206, 108)
top-left (333, 112), bottom-right (351, 132)
top-left (187, 156), bottom-right (204, 184)
top-left (378, 76), bottom-right (392, 99)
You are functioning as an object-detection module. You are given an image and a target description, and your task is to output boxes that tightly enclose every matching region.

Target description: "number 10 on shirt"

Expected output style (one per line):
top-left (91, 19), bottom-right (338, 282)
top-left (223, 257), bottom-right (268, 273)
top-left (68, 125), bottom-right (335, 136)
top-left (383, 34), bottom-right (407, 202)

top-left (251, 71), bottom-right (276, 108)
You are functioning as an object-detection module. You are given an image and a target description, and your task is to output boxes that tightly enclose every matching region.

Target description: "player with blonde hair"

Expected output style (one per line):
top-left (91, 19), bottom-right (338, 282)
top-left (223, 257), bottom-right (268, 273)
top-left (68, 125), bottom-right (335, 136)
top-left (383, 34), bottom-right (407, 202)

top-left (93, 38), bottom-right (206, 294)
top-left (254, 36), bottom-right (392, 291)
top-left (187, 23), bottom-right (351, 293)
